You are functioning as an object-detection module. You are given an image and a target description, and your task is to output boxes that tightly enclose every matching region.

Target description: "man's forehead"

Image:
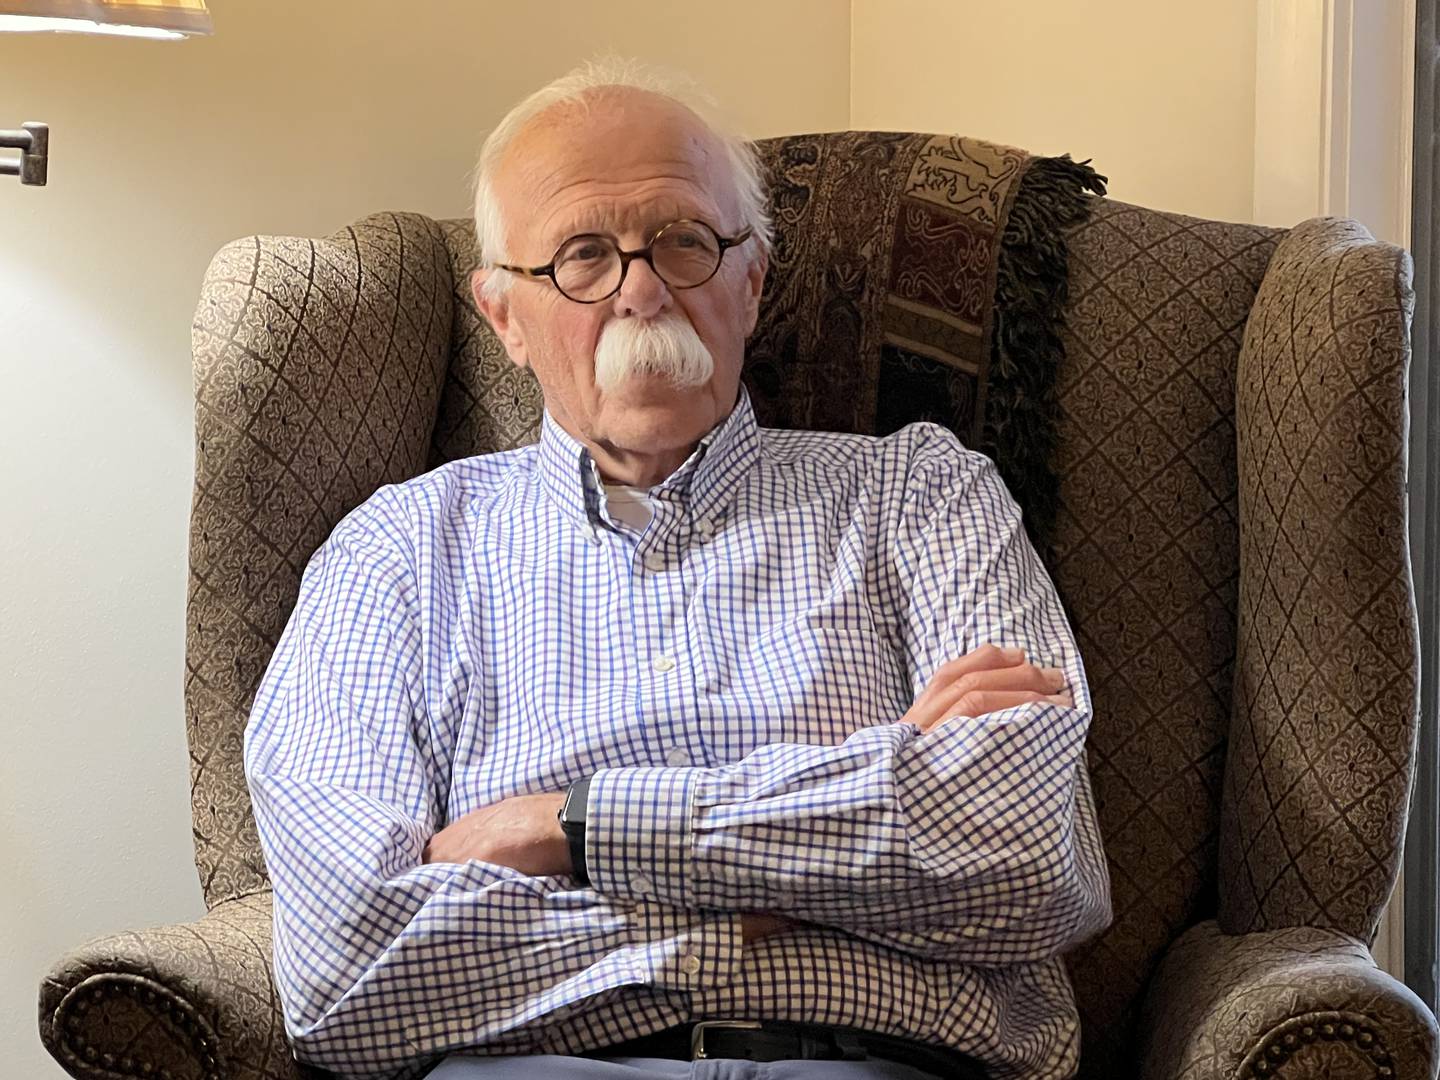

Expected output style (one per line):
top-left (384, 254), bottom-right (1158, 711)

top-left (496, 90), bottom-right (731, 234)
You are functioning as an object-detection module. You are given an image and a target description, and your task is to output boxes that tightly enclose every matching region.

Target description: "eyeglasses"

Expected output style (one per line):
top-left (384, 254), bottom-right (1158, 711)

top-left (494, 218), bottom-right (754, 304)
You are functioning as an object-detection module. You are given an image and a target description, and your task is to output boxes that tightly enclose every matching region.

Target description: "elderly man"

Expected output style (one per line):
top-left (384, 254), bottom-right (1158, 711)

top-left (244, 61), bottom-right (1110, 1080)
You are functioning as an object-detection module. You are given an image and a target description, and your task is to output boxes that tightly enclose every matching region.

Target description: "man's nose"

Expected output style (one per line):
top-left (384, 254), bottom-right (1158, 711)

top-left (612, 255), bottom-right (672, 320)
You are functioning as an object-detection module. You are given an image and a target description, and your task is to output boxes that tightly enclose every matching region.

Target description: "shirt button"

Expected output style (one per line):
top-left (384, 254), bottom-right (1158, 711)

top-left (680, 954), bottom-right (702, 976)
top-left (665, 747), bottom-right (690, 766)
top-left (652, 655), bottom-right (676, 674)
top-left (695, 516), bottom-right (715, 539)
top-left (643, 551), bottom-right (666, 572)
top-left (632, 873), bottom-right (654, 896)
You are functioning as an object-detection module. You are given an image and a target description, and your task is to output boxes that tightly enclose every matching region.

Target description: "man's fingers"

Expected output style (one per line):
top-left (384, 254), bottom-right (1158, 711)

top-left (904, 644), bottom-right (1028, 729)
top-left (906, 656), bottom-right (1066, 731)
top-left (954, 689), bottom-right (1051, 717)
top-left (925, 644), bottom-right (1028, 691)
top-left (929, 663), bottom-right (1065, 716)
top-left (921, 689), bottom-right (1074, 732)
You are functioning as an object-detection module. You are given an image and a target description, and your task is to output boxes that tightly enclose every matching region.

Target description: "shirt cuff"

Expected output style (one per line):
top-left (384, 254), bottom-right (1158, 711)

top-left (635, 903), bottom-right (742, 990)
top-left (587, 765), bottom-right (700, 907)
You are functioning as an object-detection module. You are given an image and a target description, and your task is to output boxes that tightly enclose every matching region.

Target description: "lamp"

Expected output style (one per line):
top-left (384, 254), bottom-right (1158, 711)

top-left (0, 1), bottom-right (210, 185)
top-left (0, 0), bottom-right (212, 39)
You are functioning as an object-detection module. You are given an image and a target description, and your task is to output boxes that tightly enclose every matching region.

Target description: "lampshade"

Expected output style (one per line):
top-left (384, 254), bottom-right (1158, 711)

top-left (0, 0), bottom-right (212, 38)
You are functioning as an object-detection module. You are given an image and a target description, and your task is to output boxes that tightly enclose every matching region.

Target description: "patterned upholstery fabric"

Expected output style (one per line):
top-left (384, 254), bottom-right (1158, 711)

top-left (1051, 199), bottom-right (1285, 1068)
top-left (38, 893), bottom-right (303, 1080)
top-left (428, 217), bottom-right (543, 466)
top-left (39, 132), bottom-right (1431, 1080)
top-left (184, 213), bottom-right (454, 906)
top-left (1139, 920), bottom-right (1437, 1079)
top-left (1219, 218), bottom-right (1419, 938)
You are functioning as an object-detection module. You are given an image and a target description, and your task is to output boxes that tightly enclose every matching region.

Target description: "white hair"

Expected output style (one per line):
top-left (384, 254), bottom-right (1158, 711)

top-left (470, 57), bottom-right (773, 300)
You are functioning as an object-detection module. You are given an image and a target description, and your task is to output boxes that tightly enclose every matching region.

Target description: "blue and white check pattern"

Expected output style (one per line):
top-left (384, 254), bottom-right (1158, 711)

top-left (244, 385), bottom-right (1111, 1080)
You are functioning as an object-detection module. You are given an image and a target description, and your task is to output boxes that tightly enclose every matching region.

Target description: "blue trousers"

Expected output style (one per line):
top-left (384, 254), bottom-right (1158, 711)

top-left (428, 1055), bottom-right (946, 1079)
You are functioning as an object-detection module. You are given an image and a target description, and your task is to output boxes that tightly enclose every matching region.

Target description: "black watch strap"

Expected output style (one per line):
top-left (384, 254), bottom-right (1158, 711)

top-left (558, 778), bottom-right (591, 885)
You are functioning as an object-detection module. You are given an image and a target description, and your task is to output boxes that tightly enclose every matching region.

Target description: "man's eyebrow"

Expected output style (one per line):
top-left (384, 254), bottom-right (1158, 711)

top-left (548, 205), bottom-right (716, 248)
top-left (555, 221), bottom-right (615, 241)
top-left (539, 219), bottom-right (612, 253)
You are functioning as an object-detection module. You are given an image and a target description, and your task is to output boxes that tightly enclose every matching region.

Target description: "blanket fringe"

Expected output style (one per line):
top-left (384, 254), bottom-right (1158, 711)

top-left (984, 155), bottom-right (1107, 566)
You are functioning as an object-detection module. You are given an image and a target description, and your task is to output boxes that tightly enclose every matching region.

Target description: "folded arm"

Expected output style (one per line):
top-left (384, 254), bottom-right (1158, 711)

top-left (244, 498), bottom-right (740, 1076)
top-left (586, 431), bottom-right (1112, 965)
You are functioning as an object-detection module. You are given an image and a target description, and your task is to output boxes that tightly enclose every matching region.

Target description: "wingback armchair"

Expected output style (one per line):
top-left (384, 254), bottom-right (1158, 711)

top-left (39, 130), bottom-right (1438, 1080)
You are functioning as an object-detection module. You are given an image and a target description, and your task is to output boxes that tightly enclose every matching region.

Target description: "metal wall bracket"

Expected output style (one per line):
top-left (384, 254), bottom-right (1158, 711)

top-left (1, 122), bottom-right (48, 185)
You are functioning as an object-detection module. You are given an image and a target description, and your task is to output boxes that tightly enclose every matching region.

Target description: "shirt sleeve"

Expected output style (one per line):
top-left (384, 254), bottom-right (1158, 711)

top-left (244, 494), bottom-right (741, 1077)
top-left (585, 428), bottom-right (1112, 966)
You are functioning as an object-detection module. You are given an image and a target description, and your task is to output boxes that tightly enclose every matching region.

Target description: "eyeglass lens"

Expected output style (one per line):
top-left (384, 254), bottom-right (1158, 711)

top-left (552, 221), bottom-right (722, 301)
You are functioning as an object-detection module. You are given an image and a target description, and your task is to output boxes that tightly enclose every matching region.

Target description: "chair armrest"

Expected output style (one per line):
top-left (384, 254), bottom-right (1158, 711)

top-left (1137, 919), bottom-right (1438, 1080)
top-left (1221, 216), bottom-right (1418, 939)
top-left (187, 210), bottom-right (455, 909)
top-left (38, 891), bottom-right (308, 1080)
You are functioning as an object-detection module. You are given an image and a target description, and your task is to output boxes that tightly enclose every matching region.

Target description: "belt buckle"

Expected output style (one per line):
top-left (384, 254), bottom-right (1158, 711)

top-left (690, 1020), bottom-right (762, 1060)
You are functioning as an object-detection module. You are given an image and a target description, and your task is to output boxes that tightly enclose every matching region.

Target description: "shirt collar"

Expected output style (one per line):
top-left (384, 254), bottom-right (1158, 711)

top-left (534, 384), bottom-right (761, 534)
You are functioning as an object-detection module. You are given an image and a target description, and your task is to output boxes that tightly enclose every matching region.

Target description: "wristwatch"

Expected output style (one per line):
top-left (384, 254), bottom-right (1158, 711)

top-left (557, 777), bottom-right (591, 885)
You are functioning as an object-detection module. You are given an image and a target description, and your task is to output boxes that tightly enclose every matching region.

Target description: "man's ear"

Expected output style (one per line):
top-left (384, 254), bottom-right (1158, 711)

top-left (471, 268), bottom-right (530, 369)
top-left (741, 249), bottom-right (769, 338)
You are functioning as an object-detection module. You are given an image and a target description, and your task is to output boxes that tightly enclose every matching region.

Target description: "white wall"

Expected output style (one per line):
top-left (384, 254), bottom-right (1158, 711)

top-left (1253, 0), bottom-right (1414, 244)
top-left (0, 3), bottom-right (849, 1076)
top-left (850, 0), bottom-right (1260, 223)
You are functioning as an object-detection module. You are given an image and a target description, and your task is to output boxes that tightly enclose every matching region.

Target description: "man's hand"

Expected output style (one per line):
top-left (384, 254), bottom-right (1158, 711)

top-left (424, 798), bottom-right (794, 942)
top-left (902, 643), bottom-right (1073, 733)
top-left (422, 792), bottom-right (571, 877)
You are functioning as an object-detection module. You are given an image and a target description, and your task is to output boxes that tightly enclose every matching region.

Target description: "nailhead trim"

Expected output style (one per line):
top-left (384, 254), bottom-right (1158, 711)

top-left (1243, 1011), bottom-right (1398, 1078)
top-left (51, 972), bottom-right (222, 1080)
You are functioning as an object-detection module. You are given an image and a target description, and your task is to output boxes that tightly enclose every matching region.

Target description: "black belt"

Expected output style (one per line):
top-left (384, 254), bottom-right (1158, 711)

top-left (586, 1020), bottom-right (987, 1077)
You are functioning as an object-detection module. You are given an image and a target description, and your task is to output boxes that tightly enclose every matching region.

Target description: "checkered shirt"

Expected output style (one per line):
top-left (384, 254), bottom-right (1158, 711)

top-left (244, 385), bottom-right (1111, 1080)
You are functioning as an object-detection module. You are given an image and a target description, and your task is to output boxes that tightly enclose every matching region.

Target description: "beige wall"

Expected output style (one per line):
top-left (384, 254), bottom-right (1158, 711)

top-left (851, 0), bottom-right (1260, 223)
top-left (0, 4), bottom-right (849, 1076)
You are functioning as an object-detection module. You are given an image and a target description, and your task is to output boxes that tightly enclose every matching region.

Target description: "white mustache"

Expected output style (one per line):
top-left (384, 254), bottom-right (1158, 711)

top-left (593, 313), bottom-right (714, 392)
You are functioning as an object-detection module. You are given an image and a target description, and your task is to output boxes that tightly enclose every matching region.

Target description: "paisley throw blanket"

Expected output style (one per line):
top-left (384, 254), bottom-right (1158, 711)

top-left (747, 132), bottom-right (1106, 563)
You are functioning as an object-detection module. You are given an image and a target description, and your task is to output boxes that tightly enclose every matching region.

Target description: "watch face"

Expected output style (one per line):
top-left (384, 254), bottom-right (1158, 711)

top-left (562, 781), bottom-right (588, 824)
